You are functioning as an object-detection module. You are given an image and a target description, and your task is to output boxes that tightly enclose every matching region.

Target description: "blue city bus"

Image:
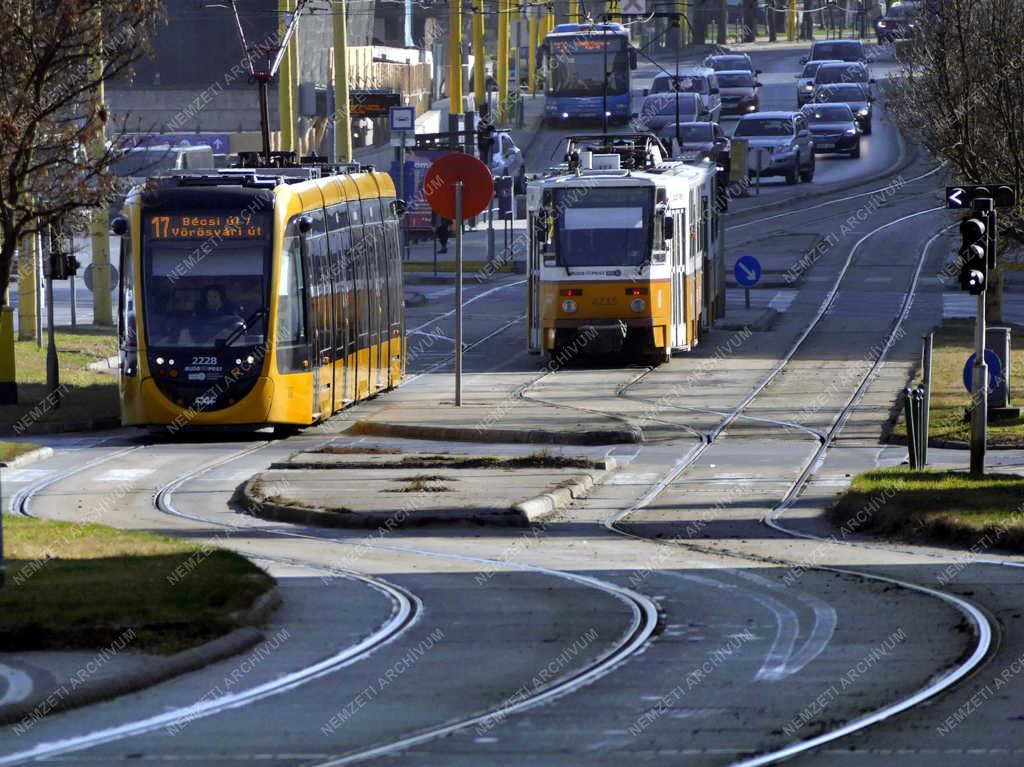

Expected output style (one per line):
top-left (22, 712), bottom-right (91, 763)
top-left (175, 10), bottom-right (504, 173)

top-left (540, 23), bottom-right (636, 125)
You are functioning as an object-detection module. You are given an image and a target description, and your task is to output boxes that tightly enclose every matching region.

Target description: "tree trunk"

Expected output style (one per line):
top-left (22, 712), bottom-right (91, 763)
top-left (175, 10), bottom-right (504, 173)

top-left (718, 0), bottom-right (728, 44)
top-left (742, 0), bottom-right (758, 41)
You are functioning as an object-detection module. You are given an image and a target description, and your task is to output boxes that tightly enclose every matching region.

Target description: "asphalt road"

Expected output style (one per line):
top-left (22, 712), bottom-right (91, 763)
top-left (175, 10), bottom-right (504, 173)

top-left (3, 42), bottom-right (1024, 767)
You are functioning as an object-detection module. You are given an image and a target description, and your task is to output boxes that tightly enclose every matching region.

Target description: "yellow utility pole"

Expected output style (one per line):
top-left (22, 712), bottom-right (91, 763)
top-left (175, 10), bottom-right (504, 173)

top-left (290, 8), bottom-right (302, 152)
top-left (473, 2), bottom-right (486, 113)
top-left (569, 0), bottom-right (579, 22)
top-left (333, 0), bottom-right (352, 162)
top-left (497, 0), bottom-right (510, 121)
top-left (278, 0), bottom-right (295, 153)
top-left (528, 9), bottom-right (539, 94)
top-left (449, 0), bottom-right (464, 119)
top-left (680, 1), bottom-right (689, 45)
top-left (787, 0), bottom-right (797, 40)
top-left (88, 10), bottom-right (112, 326)
top-left (17, 233), bottom-right (37, 341)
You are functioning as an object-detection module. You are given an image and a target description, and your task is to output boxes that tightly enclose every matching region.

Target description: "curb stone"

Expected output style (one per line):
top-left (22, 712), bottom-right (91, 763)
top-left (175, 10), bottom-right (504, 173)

top-left (347, 420), bottom-right (643, 445)
top-left (0, 588), bottom-right (281, 728)
top-left (512, 457), bottom-right (618, 523)
top-left (0, 446), bottom-right (54, 469)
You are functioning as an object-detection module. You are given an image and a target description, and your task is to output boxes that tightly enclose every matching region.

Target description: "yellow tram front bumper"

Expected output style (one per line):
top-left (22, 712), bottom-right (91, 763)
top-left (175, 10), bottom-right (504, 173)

top-left (126, 376), bottom-right (278, 427)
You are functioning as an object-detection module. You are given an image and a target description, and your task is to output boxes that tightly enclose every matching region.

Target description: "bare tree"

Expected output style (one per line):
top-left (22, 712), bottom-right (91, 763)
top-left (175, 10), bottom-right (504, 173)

top-left (0, 0), bottom-right (164, 300)
top-left (889, 0), bottom-right (1024, 320)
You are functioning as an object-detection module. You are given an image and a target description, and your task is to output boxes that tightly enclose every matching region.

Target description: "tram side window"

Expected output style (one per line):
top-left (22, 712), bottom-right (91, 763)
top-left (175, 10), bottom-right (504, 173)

top-left (277, 219), bottom-right (308, 373)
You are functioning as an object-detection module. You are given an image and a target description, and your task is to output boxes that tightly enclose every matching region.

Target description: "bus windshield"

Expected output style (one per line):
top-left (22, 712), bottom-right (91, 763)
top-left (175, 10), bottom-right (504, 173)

top-left (142, 212), bottom-right (271, 349)
top-left (548, 36), bottom-right (629, 96)
top-left (555, 187), bottom-right (652, 267)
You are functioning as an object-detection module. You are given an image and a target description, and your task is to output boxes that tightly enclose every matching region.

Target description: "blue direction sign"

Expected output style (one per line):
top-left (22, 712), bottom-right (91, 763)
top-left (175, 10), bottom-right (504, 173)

top-left (132, 133), bottom-right (231, 152)
top-left (389, 106), bottom-right (415, 132)
top-left (963, 349), bottom-right (1002, 394)
top-left (734, 255), bottom-right (761, 288)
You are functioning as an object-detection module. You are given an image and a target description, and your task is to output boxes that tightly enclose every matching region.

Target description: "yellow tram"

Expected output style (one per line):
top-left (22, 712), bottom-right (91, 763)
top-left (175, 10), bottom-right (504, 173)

top-left (115, 163), bottom-right (405, 430)
top-left (526, 134), bottom-right (725, 362)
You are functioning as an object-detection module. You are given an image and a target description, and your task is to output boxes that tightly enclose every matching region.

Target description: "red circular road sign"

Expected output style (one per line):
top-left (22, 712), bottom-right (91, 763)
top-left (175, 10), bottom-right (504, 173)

top-left (423, 153), bottom-right (494, 220)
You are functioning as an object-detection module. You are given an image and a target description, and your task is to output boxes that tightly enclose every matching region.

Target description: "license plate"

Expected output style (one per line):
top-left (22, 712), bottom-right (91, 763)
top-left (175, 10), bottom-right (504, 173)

top-left (816, 142), bottom-right (834, 149)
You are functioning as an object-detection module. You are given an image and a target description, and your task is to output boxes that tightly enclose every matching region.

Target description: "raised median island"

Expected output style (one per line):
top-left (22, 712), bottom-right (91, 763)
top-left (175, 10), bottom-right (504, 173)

top-left (238, 446), bottom-right (617, 527)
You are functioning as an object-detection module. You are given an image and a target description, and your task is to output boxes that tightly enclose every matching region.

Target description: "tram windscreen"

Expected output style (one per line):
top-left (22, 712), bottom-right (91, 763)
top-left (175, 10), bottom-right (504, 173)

top-left (142, 212), bottom-right (271, 348)
top-left (548, 36), bottom-right (629, 97)
top-left (555, 187), bottom-right (653, 268)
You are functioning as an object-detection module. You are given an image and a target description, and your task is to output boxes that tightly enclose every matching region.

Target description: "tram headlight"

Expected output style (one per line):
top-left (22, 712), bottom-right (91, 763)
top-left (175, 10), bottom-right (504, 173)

top-left (155, 356), bottom-right (165, 366)
top-left (630, 297), bottom-right (647, 313)
top-left (561, 299), bottom-right (578, 314)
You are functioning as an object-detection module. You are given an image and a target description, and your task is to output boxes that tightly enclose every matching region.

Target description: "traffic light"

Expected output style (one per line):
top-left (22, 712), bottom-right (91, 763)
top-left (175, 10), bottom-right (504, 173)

top-left (44, 250), bottom-right (81, 280)
top-left (958, 213), bottom-right (987, 294)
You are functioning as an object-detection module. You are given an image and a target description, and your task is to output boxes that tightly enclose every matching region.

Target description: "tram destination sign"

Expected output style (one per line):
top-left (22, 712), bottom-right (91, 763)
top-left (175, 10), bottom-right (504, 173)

top-left (147, 213), bottom-right (267, 240)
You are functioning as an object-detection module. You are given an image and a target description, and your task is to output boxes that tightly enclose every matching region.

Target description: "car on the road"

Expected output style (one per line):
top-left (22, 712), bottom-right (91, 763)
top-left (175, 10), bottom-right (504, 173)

top-left (704, 53), bottom-right (758, 74)
top-left (875, 2), bottom-right (921, 43)
top-left (801, 38), bottom-right (867, 64)
top-left (635, 91), bottom-right (710, 133)
top-left (794, 59), bottom-right (843, 106)
top-left (715, 70), bottom-right (762, 115)
top-left (484, 129), bottom-right (527, 193)
top-left (656, 121), bottom-right (731, 166)
top-left (733, 111), bottom-right (815, 185)
top-left (813, 62), bottom-right (875, 94)
top-left (812, 83), bottom-right (873, 134)
top-left (800, 103), bottom-right (862, 158)
top-left (647, 67), bottom-right (722, 122)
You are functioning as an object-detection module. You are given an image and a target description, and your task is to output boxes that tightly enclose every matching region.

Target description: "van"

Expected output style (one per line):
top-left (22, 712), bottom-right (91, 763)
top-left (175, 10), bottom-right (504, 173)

top-left (648, 67), bottom-right (722, 122)
top-left (802, 39), bottom-right (866, 64)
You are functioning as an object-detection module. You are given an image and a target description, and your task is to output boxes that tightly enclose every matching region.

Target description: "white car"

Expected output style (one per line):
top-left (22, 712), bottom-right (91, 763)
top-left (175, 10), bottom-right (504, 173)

top-left (486, 130), bottom-right (527, 193)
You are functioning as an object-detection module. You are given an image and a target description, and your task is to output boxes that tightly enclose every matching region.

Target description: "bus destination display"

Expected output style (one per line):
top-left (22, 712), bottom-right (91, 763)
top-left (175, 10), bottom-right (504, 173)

top-left (148, 213), bottom-right (267, 240)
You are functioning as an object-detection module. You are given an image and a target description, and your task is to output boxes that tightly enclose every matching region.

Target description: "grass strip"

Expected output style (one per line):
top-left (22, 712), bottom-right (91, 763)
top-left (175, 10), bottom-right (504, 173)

top-left (828, 467), bottom-right (1024, 552)
top-left (0, 516), bottom-right (274, 654)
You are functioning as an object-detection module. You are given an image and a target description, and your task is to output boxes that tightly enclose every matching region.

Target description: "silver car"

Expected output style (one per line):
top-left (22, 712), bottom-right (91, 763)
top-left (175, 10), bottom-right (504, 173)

top-left (647, 67), bottom-right (722, 122)
top-left (733, 111), bottom-right (816, 185)
top-left (794, 59), bottom-right (842, 106)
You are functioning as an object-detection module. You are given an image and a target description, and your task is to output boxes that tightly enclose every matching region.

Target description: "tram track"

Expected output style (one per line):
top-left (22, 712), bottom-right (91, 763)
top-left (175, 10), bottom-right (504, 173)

top-left (510, 167), bottom-right (1001, 762)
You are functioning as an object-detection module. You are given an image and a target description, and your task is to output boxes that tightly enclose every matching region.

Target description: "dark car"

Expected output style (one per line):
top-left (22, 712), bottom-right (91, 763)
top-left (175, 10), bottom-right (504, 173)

top-left (813, 62), bottom-right (874, 92)
top-left (715, 70), bottom-right (762, 115)
top-left (635, 91), bottom-right (709, 132)
top-left (733, 111), bottom-right (816, 185)
top-left (802, 39), bottom-right (867, 64)
top-left (657, 121), bottom-right (731, 165)
top-left (704, 53), bottom-right (758, 74)
top-left (801, 103), bottom-right (861, 158)
top-left (794, 59), bottom-right (843, 106)
top-left (813, 83), bottom-right (873, 134)
top-left (875, 3), bottom-right (921, 43)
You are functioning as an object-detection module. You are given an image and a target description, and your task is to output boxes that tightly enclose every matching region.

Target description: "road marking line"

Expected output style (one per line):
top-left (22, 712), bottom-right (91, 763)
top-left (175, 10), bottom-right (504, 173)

top-left (94, 469), bottom-right (154, 482)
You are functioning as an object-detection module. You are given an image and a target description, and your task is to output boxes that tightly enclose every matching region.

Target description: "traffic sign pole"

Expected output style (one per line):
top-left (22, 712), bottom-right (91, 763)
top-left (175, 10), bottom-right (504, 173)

top-left (970, 197), bottom-right (994, 477)
top-left (455, 181), bottom-right (464, 408)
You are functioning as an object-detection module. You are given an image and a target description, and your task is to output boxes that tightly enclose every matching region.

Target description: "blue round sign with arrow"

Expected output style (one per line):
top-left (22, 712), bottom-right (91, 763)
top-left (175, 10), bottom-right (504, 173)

top-left (734, 255), bottom-right (761, 288)
top-left (963, 349), bottom-right (1002, 394)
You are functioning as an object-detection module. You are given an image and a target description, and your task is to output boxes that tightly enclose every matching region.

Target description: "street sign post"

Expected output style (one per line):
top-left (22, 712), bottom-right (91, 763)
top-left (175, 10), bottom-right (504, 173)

top-left (390, 107), bottom-right (416, 260)
top-left (734, 255), bottom-right (761, 309)
top-left (749, 148), bottom-right (771, 196)
top-left (423, 153), bottom-right (494, 407)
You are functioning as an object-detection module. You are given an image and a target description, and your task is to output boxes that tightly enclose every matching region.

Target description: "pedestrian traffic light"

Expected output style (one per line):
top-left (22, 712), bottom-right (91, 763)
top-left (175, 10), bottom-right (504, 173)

top-left (959, 214), bottom-right (987, 295)
top-left (44, 251), bottom-right (81, 280)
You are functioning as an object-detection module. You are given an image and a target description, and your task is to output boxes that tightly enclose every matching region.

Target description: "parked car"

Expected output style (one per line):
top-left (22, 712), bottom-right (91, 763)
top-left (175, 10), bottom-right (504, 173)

top-left (647, 67), bottom-right (722, 122)
top-left (801, 38), bottom-right (867, 64)
top-left (635, 91), bottom-right (710, 133)
top-left (801, 103), bottom-right (862, 158)
top-left (715, 70), bottom-right (762, 115)
top-left (794, 59), bottom-right (843, 106)
top-left (812, 83), bottom-right (873, 134)
top-left (704, 53), bottom-right (758, 74)
top-left (657, 121), bottom-right (731, 166)
top-left (876, 2), bottom-right (922, 43)
top-left (733, 111), bottom-right (815, 185)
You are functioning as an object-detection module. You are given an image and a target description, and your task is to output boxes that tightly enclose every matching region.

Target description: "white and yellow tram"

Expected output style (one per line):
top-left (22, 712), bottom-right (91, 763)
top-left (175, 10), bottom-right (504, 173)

top-left (526, 134), bottom-right (725, 362)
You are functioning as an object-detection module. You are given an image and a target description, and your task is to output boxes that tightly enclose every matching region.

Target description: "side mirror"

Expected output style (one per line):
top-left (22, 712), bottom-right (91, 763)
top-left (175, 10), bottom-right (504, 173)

top-left (392, 199), bottom-right (407, 217)
top-left (755, 81), bottom-right (763, 88)
top-left (629, 50), bottom-right (638, 69)
top-left (798, 129), bottom-right (809, 138)
top-left (869, 78), bottom-right (876, 83)
top-left (630, 112), bottom-right (639, 119)
top-left (664, 216), bottom-right (674, 241)
top-left (709, 87), bottom-right (720, 94)
top-left (799, 56), bottom-right (809, 64)
top-left (794, 74), bottom-right (802, 78)
top-left (755, 69), bottom-right (763, 74)
top-left (642, 88), bottom-right (649, 97)
top-left (110, 216), bottom-right (129, 236)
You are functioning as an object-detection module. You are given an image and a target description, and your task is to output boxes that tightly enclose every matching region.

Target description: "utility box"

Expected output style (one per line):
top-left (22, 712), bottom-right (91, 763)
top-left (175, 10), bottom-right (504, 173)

top-left (729, 138), bottom-right (748, 187)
